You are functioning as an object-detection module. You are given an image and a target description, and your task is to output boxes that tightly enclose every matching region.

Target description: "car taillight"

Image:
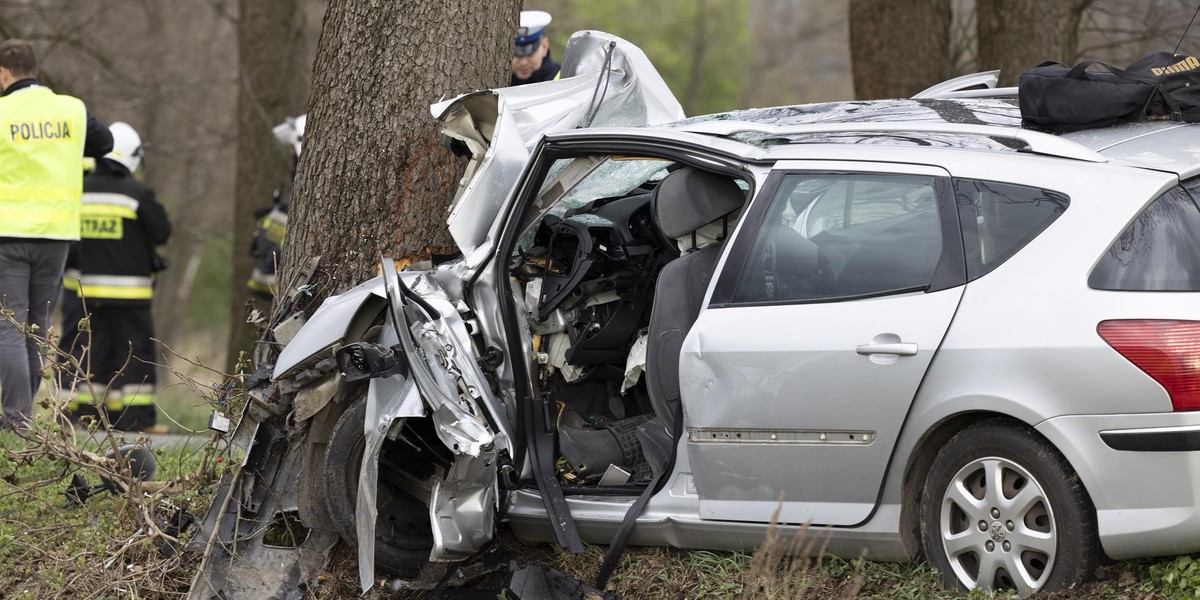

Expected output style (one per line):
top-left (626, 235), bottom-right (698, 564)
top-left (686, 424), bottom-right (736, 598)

top-left (1098, 320), bottom-right (1200, 411)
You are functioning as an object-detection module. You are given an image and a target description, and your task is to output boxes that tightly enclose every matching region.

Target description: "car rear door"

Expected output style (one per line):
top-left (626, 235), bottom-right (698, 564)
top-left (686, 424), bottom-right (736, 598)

top-left (685, 161), bottom-right (966, 526)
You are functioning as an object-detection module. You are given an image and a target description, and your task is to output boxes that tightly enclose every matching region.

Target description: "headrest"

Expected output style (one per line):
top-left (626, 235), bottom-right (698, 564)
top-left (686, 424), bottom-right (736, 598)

top-left (653, 167), bottom-right (745, 239)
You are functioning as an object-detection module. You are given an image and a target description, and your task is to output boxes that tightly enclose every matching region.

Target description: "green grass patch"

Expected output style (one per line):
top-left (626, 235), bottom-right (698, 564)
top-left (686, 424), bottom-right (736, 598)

top-left (0, 423), bottom-right (228, 599)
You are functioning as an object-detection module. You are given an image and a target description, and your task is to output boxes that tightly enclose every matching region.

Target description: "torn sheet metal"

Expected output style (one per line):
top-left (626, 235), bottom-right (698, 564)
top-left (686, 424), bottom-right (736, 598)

top-left (429, 448), bottom-right (499, 562)
top-left (432, 30), bottom-right (685, 258)
top-left (356, 375), bottom-right (421, 592)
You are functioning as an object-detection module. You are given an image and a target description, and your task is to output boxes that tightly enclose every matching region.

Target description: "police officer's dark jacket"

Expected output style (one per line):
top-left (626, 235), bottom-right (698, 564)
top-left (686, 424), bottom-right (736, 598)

top-left (64, 157), bottom-right (171, 306)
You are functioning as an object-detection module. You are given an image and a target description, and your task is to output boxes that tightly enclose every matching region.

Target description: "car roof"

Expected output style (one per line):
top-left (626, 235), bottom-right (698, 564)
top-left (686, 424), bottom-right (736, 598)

top-left (667, 98), bottom-right (1200, 180)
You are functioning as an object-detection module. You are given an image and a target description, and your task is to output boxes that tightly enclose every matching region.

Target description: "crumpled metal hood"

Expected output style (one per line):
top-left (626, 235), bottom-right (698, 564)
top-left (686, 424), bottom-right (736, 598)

top-left (431, 30), bottom-right (685, 260)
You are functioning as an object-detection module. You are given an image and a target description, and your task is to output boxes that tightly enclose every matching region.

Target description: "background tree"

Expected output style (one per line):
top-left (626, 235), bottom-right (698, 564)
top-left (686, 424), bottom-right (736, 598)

top-left (849, 0), bottom-right (952, 99)
top-left (537, 0), bottom-right (754, 115)
top-left (278, 0), bottom-right (521, 306)
top-left (978, 0), bottom-right (1096, 86)
top-left (226, 0), bottom-right (316, 370)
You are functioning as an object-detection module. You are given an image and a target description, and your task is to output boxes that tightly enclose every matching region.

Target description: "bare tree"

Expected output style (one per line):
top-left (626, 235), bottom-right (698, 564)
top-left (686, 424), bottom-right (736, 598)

top-left (226, 0), bottom-right (315, 370)
top-left (278, 0), bottom-right (520, 306)
top-left (978, 0), bottom-right (1095, 85)
top-left (850, 0), bottom-right (953, 99)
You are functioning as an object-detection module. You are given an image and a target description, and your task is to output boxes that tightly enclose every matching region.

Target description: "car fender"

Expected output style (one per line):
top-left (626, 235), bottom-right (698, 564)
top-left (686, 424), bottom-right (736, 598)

top-left (273, 277), bottom-right (387, 380)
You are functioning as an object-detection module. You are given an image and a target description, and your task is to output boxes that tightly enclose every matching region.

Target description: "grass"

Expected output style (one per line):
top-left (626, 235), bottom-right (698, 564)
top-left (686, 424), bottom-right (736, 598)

top-left (0, 425), bottom-right (224, 599)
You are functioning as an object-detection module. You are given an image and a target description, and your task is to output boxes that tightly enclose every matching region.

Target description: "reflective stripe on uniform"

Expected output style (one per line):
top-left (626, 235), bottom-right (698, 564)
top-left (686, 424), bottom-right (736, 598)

top-left (119, 392), bottom-right (155, 407)
top-left (247, 267), bottom-right (277, 294)
top-left (262, 208), bottom-right (288, 245)
top-left (66, 274), bottom-right (154, 300)
top-left (82, 192), bottom-right (139, 214)
top-left (81, 193), bottom-right (138, 239)
top-left (81, 203), bottom-right (137, 220)
top-left (119, 384), bottom-right (156, 408)
top-left (62, 387), bottom-right (104, 412)
top-left (62, 268), bottom-right (81, 292)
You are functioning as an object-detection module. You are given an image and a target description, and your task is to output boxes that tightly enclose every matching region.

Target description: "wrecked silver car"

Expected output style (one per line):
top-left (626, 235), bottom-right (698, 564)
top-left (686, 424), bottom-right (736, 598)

top-left (189, 31), bottom-right (1200, 600)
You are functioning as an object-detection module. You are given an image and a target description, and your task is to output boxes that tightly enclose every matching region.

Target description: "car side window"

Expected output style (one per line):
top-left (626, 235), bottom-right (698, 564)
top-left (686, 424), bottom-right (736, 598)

top-left (733, 173), bottom-right (943, 303)
top-left (1089, 183), bottom-right (1200, 291)
top-left (955, 179), bottom-right (1069, 280)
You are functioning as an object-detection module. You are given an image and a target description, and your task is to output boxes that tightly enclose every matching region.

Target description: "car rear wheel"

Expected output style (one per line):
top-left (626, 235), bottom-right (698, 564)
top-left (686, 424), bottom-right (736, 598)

top-left (920, 420), bottom-right (1097, 596)
top-left (323, 395), bottom-right (433, 576)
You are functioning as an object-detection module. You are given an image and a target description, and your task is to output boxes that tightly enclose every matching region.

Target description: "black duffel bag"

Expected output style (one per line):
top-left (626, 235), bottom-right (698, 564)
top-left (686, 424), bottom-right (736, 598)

top-left (1129, 52), bottom-right (1200, 121)
top-left (1018, 60), bottom-right (1156, 132)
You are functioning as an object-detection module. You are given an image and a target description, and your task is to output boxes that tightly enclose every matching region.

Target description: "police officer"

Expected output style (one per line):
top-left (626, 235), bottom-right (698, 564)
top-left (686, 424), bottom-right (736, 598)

top-left (0, 39), bottom-right (113, 429)
top-left (511, 10), bottom-right (560, 86)
top-left (58, 122), bottom-right (170, 432)
top-left (247, 114), bottom-right (303, 301)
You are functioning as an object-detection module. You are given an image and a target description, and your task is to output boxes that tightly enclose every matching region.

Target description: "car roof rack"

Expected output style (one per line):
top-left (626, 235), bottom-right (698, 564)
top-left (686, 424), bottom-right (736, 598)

top-left (912, 70), bottom-right (1016, 99)
top-left (680, 120), bottom-right (1106, 163)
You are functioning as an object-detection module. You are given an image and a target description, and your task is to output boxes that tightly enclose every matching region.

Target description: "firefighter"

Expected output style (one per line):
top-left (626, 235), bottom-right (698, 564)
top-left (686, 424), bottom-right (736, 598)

top-left (58, 122), bottom-right (170, 432)
top-left (247, 114), bottom-right (303, 301)
top-left (0, 39), bottom-right (113, 429)
top-left (511, 10), bottom-right (560, 85)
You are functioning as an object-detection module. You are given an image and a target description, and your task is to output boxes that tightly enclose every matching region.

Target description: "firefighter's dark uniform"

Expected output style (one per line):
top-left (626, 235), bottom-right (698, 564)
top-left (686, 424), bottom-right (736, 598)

top-left (58, 157), bottom-right (170, 431)
top-left (246, 186), bottom-right (289, 300)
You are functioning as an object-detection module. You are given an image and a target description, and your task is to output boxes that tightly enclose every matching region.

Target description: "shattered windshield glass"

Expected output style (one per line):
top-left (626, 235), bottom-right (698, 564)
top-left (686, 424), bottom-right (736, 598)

top-left (515, 156), bottom-right (671, 254)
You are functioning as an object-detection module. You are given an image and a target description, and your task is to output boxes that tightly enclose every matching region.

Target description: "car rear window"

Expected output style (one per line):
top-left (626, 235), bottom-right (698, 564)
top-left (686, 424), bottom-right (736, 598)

top-left (1089, 182), bottom-right (1200, 291)
top-left (955, 179), bottom-right (1069, 281)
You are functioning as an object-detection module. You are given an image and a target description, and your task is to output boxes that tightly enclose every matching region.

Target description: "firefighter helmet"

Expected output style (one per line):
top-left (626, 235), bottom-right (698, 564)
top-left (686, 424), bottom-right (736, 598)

top-left (106, 121), bottom-right (144, 173)
top-left (272, 114), bottom-right (306, 156)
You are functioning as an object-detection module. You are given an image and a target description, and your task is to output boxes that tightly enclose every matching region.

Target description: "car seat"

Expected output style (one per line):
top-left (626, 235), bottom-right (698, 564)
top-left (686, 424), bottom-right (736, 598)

top-left (645, 167), bottom-right (746, 433)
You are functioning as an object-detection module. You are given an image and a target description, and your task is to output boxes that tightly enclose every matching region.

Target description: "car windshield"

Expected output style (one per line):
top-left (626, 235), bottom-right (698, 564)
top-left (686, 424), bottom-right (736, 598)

top-left (516, 156), bottom-right (672, 254)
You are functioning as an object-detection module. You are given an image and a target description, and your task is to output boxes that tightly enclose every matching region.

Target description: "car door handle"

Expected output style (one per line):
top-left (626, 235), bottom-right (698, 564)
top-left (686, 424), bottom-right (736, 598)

top-left (856, 342), bottom-right (918, 356)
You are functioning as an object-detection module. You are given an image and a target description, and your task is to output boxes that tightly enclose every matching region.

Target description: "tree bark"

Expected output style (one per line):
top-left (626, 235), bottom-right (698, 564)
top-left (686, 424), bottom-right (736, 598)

top-left (849, 0), bottom-right (952, 99)
top-left (226, 0), bottom-right (314, 370)
top-left (279, 0), bottom-right (520, 307)
top-left (978, 0), bottom-right (1096, 86)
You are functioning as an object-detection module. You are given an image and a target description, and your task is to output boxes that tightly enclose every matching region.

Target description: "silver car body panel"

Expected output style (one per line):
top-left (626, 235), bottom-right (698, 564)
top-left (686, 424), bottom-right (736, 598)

top-left (273, 277), bottom-right (385, 379)
top-left (1036, 411), bottom-right (1200, 559)
top-left (682, 160), bottom-right (960, 526)
top-left (356, 372), bottom-right (422, 591)
top-left (1068, 122), bottom-right (1200, 180)
top-left (871, 147), bottom-right (1200, 559)
top-left (687, 288), bottom-right (964, 526)
top-left (356, 263), bottom-right (506, 574)
top-left (432, 30), bottom-right (685, 258)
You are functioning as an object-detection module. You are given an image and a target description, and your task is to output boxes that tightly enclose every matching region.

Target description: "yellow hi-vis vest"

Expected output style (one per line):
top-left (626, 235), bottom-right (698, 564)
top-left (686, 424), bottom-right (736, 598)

top-left (0, 86), bottom-right (87, 240)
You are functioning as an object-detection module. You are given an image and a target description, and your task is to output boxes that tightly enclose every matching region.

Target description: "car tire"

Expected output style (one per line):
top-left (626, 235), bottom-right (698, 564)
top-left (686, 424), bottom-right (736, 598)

top-left (323, 395), bottom-right (432, 576)
top-left (920, 420), bottom-right (1097, 596)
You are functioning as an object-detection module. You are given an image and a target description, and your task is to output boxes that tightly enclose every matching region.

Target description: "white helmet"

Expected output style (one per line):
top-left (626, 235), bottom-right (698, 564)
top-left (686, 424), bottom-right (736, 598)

top-left (272, 114), bottom-right (306, 156)
top-left (106, 122), bottom-right (144, 173)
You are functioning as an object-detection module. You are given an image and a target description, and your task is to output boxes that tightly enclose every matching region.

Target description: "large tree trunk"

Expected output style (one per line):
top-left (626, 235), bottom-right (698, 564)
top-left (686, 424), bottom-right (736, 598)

top-left (279, 0), bottom-right (520, 306)
top-left (849, 0), bottom-right (952, 99)
top-left (978, 0), bottom-right (1095, 86)
top-left (226, 0), bottom-right (315, 370)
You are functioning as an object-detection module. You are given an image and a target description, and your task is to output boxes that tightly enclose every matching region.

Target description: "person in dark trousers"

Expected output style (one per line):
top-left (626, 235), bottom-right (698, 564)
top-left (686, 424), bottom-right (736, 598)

top-left (247, 114), bottom-right (303, 301)
top-left (58, 122), bottom-right (170, 432)
top-left (0, 38), bottom-right (113, 429)
top-left (511, 10), bottom-right (560, 86)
